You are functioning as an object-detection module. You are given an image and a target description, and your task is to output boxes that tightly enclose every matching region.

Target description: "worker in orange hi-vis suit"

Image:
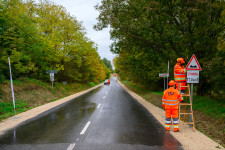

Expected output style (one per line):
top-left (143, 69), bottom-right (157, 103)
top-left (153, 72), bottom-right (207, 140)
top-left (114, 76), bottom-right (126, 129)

top-left (108, 79), bottom-right (110, 85)
top-left (162, 80), bottom-right (183, 132)
top-left (174, 58), bottom-right (187, 96)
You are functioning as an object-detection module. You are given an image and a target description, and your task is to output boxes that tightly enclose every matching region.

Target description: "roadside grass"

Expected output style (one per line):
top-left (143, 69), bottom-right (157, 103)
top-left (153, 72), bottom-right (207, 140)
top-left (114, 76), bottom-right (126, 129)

top-left (121, 80), bottom-right (225, 147)
top-left (0, 78), bottom-right (102, 121)
top-left (193, 95), bottom-right (225, 119)
top-left (0, 99), bottom-right (30, 120)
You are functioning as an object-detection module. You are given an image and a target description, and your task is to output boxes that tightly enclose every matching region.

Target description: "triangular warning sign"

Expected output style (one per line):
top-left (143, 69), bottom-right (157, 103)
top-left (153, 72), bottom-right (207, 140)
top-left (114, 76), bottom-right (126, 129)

top-left (186, 54), bottom-right (202, 71)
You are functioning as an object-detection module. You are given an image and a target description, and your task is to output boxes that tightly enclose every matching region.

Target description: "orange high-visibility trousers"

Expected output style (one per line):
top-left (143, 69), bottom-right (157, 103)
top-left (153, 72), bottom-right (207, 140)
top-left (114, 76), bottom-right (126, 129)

top-left (165, 109), bottom-right (179, 131)
top-left (175, 81), bottom-right (186, 91)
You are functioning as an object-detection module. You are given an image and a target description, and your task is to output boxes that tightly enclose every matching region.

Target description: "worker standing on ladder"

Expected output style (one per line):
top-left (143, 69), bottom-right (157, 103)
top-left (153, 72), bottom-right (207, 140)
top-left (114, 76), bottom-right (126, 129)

top-left (174, 58), bottom-right (186, 98)
top-left (162, 80), bottom-right (183, 132)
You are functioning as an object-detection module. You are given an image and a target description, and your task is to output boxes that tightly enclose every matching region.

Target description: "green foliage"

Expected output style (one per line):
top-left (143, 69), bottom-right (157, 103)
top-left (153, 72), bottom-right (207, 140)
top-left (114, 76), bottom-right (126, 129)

top-left (0, 0), bottom-right (107, 84)
top-left (0, 73), bottom-right (5, 84)
top-left (89, 82), bottom-right (96, 87)
top-left (102, 58), bottom-right (113, 71)
top-left (95, 0), bottom-right (225, 96)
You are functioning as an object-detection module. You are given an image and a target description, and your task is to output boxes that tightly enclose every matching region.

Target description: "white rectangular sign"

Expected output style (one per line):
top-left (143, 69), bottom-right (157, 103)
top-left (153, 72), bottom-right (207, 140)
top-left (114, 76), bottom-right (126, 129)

top-left (50, 73), bottom-right (54, 81)
top-left (187, 70), bottom-right (199, 83)
top-left (159, 73), bottom-right (169, 77)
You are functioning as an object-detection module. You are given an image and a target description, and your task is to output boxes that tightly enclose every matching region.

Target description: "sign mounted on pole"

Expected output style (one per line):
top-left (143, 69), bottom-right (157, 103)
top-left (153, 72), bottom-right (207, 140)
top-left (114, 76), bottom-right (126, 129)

top-left (46, 70), bottom-right (57, 88)
top-left (159, 73), bottom-right (169, 77)
top-left (186, 54), bottom-right (202, 71)
top-left (46, 70), bottom-right (58, 74)
top-left (185, 54), bottom-right (202, 127)
top-left (187, 70), bottom-right (199, 83)
top-left (159, 73), bottom-right (169, 91)
top-left (50, 73), bottom-right (54, 81)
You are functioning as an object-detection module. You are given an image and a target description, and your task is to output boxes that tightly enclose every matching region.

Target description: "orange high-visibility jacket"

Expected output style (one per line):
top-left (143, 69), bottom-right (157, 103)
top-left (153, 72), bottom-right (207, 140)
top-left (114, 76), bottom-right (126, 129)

top-left (174, 63), bottom-right (186, 82)
top-left (162, 87), bottom-right (182, 109)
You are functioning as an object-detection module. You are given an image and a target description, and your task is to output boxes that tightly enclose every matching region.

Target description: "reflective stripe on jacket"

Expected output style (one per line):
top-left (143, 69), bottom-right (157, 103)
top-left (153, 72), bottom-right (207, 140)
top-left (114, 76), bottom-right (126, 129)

top-left (174, 63), bottom-right (186, 82)
top-left (162, 87), bottom-right (182, 109)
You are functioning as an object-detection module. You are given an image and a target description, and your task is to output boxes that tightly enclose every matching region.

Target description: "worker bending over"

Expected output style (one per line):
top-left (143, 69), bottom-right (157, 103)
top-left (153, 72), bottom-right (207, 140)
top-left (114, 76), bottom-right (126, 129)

top-left (108, 79), bottom-right (110, 85)
top-left (162, 80), bottom-right (183, 132)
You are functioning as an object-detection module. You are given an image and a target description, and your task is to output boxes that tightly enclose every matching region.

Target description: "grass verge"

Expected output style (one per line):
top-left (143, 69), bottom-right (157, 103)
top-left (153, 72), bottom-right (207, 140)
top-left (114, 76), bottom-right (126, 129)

top-left (121, 80), bottom-right (225, 147)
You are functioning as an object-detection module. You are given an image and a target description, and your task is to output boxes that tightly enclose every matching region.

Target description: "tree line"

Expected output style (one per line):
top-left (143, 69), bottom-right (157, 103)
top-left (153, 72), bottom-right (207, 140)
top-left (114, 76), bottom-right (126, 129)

top-left (95, 0), bottom-right (225, 97)
top-left (0, 0), bottom-right (112, 83)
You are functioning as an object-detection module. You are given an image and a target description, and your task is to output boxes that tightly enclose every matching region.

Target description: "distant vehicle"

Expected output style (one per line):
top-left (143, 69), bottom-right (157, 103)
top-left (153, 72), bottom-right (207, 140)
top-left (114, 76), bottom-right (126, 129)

top-left (104, 79), bottom-right (110, 85)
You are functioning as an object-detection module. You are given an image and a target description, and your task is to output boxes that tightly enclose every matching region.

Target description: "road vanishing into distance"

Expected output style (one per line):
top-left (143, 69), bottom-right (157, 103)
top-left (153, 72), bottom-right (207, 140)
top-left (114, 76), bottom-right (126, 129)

top-left (0, 77), bottom-right (182, 150)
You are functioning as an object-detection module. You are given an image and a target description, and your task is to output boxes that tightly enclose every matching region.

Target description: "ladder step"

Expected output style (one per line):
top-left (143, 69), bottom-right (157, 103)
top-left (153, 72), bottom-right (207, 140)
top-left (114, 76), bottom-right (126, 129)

top-left (180, 85), bottom-right (189, 87)
top-left (180, 110), bottom-right (187, 112)
top-left (180, 103), bottom-right (191, 105)
top-left (180, 113), bottom-right (193, 115)
top-left (182, 122), bottom-right (194, 124)
top-left (181, 94), bottom-right (190, 96)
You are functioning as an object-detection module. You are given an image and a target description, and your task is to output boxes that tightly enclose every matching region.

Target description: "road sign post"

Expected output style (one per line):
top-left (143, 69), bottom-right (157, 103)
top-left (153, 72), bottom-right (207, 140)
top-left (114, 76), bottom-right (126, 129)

top-left (159, 73), bottom-right (169, 91)
top-left (186, 54), bottom-right (202, 127)
top-left (167, 61), bottom-right (169, 89)
top-left (46, 70), bottom-right (57, 88)
top-left (8, 57), bottom-right (16, 115)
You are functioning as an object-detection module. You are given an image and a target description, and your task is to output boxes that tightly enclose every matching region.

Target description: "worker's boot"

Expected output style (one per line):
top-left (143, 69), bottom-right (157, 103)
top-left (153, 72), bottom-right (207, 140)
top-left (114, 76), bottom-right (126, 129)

top-left (165, 127), bottom-right (170, 131)
top-left (174, 124), bottom-right (179, 132)
top-left (181, 90), bottom-right (185, 95)
top-left (174, 128), bottom-right (179, 132)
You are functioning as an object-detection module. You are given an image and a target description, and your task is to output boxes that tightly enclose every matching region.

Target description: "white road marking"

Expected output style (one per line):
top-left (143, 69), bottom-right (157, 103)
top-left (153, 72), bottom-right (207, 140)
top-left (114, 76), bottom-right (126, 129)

top-left (103, 96), bottom-right (106, 99)
top-left (76, 138), bottom-right (79, 141)
top-left (67, 143), bottom-right (76, 150)
top-left (80, 121), bottom-right (91, 135)
top-left (97, 104), bottom-right (101, 108)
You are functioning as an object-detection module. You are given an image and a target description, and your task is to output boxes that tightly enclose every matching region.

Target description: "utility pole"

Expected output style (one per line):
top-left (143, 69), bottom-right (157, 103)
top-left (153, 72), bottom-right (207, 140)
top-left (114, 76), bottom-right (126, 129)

top-left (8, 57), bottom-right (16, 115)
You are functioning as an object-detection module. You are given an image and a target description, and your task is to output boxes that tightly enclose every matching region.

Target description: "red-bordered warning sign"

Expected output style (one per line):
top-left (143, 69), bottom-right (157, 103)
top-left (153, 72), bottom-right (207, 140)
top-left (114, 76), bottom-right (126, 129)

top-left (186, 54), bottom-right (202, 71)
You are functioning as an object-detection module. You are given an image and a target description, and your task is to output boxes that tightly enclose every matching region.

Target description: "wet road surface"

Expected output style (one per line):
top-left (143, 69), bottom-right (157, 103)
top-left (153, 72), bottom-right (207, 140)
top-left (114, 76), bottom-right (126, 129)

top-left (0, 77), bottom-right (183, 150)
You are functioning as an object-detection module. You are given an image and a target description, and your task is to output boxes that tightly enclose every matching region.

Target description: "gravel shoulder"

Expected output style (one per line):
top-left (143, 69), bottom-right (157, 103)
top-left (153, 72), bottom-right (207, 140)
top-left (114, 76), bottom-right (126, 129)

top-left (118, 80), bottom-right (224, 150)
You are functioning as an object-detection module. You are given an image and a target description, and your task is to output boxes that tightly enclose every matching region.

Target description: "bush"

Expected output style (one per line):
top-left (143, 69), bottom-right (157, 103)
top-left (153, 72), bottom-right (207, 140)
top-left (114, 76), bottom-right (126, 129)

top-left (0, 74), bottom-right (5, 84)
top-left (89, 82), bottom-right (95, 87)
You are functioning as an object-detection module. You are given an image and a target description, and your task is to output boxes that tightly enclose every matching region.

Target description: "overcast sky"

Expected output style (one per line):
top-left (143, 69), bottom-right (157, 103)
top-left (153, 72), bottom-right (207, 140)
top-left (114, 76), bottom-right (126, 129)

top-left (49, 0), bottom-right (116, 68)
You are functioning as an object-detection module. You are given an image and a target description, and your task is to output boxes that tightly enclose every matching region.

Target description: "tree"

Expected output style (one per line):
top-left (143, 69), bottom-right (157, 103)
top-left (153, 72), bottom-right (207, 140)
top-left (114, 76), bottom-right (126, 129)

top-left (0, 0), bottom-right (107, 83)
top-left (102, 58), bottom-right (113, 71)
top-left (95, 0), bottom-right (225, 94)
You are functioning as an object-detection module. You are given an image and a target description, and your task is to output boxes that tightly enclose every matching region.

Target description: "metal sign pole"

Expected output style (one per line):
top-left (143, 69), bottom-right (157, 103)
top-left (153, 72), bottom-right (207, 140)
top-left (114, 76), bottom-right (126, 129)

top-left (189, 83), bottom-right (193, 127)
top-left (164, 77), bottom-right (165, 91)
top-left (167, 61), bottom-right (169, 89)
top-left (8, 57), bottom-right (16, 115)
top-left (52, 81), bottom-right (53, 88)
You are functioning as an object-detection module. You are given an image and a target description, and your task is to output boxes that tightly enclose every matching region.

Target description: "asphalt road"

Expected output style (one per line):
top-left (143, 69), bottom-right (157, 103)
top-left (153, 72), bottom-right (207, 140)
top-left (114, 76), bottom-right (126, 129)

top-left (0, 77), bottom-right (182, 150)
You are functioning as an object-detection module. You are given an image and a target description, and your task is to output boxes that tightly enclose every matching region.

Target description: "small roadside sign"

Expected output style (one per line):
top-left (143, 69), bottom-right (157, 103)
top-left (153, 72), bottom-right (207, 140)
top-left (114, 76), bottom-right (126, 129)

top-left (46, 70), bottom-right (58, 74)
top-left (186, 54), bottom-right (202, 71)
top-left (159, 73), bottom-right (169, 91)
top-left (187, 70), bottom-right (199, 83)
top-left (46, 70), bottom-right (57, 88)
top-left (159, 73), bottom-right (169, 77)
top-left (50, 73), bottom-right (54, 81)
